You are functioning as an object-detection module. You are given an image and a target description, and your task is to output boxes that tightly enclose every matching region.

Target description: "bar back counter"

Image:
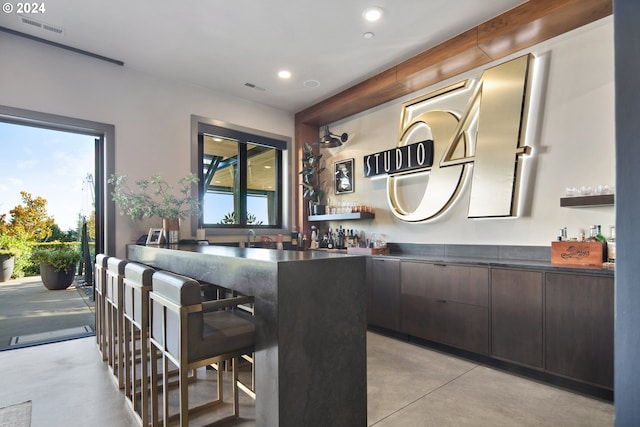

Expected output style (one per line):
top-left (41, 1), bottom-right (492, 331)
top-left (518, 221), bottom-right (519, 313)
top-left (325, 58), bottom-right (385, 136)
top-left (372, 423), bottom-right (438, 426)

top-left (127, 244), bottom-right (367, 427)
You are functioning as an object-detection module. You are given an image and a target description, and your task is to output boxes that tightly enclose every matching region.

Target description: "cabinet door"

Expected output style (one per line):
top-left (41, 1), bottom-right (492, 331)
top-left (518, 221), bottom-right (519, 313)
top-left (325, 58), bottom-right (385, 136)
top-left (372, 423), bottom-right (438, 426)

top-left (491, 268), bottom-right (543, 368)
top-left (545, 273), bottom-right (614, 388)
top-left (401, 261), bottom-right (489, 354)
top-left (368, 258), bottom-right (401, 331)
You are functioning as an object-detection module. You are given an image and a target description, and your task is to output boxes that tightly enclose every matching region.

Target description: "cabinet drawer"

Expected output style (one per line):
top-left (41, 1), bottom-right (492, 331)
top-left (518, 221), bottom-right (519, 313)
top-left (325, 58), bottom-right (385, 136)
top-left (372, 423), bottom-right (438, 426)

top-left (401, 262), bottom-right (488, 307)
top-left (402, 295), bottom-right (489, 354)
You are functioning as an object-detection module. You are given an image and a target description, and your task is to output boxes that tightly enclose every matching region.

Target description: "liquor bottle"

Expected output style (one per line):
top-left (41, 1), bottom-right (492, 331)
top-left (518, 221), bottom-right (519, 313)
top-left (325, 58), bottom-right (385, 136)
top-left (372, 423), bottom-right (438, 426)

top-left (327, 228), bottom-right (334, 249)
top-left (586, 225), bottom-right (598, 242)
top-left (291, 227), bottom-right (299, 249)
top-left (337, 226), bottom-right (345, 249)
top-left (607, 226), bottom-right (616, 262)
top-left (595, 225), bottom-right (607, 244)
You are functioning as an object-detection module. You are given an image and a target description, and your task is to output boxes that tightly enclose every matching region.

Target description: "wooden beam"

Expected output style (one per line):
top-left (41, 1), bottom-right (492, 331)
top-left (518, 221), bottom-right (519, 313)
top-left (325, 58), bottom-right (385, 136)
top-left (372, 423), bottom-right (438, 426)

top-left (295, 0), bottom-right (612, 127)
top-left (477, 0), bottom-right (613, 59)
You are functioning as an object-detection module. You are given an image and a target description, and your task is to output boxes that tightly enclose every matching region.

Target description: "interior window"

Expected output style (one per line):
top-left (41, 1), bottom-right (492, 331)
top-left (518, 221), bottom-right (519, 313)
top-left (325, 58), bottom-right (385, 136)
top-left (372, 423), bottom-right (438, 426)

top-left (199, 127), bottom-right (283, 228)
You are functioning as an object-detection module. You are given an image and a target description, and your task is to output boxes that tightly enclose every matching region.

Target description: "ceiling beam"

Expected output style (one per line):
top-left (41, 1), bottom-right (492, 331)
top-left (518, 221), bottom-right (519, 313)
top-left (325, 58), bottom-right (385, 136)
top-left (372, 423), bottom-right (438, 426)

top-left (294, 0), bottom-right (612, 128)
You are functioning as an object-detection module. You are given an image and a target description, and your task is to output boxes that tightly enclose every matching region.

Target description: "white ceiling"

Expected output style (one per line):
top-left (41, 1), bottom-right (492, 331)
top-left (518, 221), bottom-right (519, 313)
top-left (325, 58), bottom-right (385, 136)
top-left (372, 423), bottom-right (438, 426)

top-left (0, 0), bottom-right (525, 113)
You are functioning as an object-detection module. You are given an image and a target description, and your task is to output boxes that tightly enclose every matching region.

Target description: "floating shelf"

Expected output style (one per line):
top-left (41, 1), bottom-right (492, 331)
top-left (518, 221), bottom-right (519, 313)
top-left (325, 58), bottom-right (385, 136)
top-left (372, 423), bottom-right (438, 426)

top-left (308, 212), bottom-right (375, 221)
top-left (560, 194), bottom-right (614, 207)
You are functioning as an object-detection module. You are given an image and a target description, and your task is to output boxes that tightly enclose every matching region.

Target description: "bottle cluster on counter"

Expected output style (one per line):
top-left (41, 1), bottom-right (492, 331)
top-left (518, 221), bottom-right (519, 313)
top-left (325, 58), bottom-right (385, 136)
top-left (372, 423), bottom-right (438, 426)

top-left (302, 226), bottom-right (384, 251)
top-left (556, 224), bottom-right (615, 263)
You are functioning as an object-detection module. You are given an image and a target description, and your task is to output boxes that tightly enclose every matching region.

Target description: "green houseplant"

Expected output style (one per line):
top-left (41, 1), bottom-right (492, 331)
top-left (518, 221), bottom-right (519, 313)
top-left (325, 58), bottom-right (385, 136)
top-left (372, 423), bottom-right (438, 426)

top-left (108, 173), bottom-right (200, 244)
top-left (300, 142), bottom-right (326, 215)
top-left (31, 246), bottom-right (82, 290)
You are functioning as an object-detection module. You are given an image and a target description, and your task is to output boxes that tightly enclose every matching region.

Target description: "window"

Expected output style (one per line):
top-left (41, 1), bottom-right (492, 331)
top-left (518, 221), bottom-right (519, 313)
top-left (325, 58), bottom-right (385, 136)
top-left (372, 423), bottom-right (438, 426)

top-left (196, 121), bottom-right (286, 229)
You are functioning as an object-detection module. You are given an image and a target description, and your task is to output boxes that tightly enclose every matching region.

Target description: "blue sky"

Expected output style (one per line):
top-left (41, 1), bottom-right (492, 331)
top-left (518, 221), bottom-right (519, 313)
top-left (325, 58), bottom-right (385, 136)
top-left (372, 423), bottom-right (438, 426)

top-left (0, 122), bottom-right (95, 231)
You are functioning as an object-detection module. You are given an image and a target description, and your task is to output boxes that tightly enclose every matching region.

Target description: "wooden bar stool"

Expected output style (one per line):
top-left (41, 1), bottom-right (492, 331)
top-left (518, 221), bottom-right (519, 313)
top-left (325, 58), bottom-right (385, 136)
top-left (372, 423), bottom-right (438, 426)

top-left (149, 271), bottom-right (255, 426)
top-left (105, 257), bottom-right (127, 389)
top-left (94, 254), bottom-right (109, 360)
top-left (122, 262), bottom-right (154, 425)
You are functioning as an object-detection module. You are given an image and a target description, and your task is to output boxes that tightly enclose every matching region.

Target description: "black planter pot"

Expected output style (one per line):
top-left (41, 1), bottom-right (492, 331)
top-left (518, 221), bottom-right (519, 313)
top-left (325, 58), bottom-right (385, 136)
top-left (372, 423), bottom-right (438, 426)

top-left (312, 204), bottom-right (326, 215)
top-left (0, 254), bottom-right (14, 282)
top-left (40, 263), bottom-right (76, 290)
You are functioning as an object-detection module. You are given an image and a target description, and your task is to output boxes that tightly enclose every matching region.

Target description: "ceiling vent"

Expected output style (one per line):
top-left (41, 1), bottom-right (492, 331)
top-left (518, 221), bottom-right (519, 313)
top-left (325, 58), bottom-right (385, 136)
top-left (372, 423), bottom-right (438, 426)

top-left (21, 17), bottom-right (64, 36)
top-left (244, 82), bottom-right (266, 91)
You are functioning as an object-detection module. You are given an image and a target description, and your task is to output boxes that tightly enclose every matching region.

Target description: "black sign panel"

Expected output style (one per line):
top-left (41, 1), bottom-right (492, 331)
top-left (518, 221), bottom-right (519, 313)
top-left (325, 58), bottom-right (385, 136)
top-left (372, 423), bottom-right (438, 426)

top-left (363, 140), bottom-right (434, 178)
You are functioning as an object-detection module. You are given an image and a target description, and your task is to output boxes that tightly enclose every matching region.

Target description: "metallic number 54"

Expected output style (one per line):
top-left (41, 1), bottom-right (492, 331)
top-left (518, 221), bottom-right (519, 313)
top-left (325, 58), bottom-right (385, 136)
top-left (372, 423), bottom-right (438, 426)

top-left (388, 54), bottom-right (533, 222)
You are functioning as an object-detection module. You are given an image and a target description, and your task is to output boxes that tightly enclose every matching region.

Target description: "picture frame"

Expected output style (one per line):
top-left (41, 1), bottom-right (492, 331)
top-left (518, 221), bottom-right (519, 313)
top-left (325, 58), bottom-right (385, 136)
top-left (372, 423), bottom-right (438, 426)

top-left (334, 158), bottom-right (355, 195)
top-left (146, 228), bottom-right (164, 245)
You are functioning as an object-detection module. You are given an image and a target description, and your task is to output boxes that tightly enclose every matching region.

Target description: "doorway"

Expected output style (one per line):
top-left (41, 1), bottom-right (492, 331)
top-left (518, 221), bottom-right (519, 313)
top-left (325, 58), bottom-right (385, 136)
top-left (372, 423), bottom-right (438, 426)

top-left (0, 105), bottom-right (115, 350)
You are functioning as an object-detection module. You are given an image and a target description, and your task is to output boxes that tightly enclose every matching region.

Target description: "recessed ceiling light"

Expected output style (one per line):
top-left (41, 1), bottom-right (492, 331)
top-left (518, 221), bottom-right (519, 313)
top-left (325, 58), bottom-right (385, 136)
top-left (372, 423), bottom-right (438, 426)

top-left (278, 70), bottom-right (292, 79)
top-left (363, 32), bottom-right (374, 39)
top-left (363, 7), bottom-right (383, 22)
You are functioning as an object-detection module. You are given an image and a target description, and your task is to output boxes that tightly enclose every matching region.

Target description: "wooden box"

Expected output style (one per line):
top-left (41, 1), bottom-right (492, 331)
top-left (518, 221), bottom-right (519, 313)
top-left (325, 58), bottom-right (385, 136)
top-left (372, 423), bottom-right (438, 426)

top-left (347, 246), bottom-right (390, 255)
top-left (551, 241), bottom-right (606, 267)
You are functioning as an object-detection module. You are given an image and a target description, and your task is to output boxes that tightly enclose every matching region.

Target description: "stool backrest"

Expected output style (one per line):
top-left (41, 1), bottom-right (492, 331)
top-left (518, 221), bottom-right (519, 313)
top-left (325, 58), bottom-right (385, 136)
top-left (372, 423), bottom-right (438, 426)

top-left (123, 262), bottom-right (154, 324)
top-left (150, 270), bottom-right (203, 360)
top-left (106, 257), bottom-right (127, 302)
top-left (95, 254), bottom-right (109, 291)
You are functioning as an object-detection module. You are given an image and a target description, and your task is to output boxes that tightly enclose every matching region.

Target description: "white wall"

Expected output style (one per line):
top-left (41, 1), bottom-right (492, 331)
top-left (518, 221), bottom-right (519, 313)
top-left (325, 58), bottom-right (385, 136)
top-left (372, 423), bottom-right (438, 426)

top-left (321, 17), bottom-right (615, 247)
top-left (0, 33), bottom-right (294, 257)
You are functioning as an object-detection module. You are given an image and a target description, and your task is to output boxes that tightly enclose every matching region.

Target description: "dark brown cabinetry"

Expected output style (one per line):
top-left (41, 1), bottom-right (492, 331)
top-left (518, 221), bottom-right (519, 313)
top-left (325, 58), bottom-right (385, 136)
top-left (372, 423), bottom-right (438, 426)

top-left (401, 262), bottom-right (489, 354)
top-left (365, 256), bottom-right (613, 394)
top-left (491, 268), bottom-right (543, 368)
top-left (545, 272), bottom-right (614, 388)
top-left (367, 257), bottom-right (401, 331)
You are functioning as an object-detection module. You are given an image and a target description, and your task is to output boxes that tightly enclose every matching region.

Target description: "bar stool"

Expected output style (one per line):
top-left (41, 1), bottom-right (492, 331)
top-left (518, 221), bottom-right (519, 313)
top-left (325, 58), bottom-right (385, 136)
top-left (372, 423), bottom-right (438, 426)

top-left (94, 254), bottom-right (109, 360)
top-left (149, 271), bottom-right (255, 426)
top-left (105, 257), bottom-right (127, 389)
top-left (122, 262), bottom-right (154, 425)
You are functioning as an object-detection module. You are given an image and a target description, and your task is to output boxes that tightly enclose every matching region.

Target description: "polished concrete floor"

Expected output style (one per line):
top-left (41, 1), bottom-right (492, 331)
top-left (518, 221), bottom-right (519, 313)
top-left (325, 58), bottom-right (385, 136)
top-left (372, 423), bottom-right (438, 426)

top-left (0, 332), bottom-right (613, 426)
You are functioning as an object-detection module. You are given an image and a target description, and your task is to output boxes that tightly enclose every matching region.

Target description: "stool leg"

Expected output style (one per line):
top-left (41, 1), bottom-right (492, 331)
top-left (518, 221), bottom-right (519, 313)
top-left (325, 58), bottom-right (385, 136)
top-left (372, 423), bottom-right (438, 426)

top-left (140, 331), bottom-right (149, 427)
top-left (124, 319), bottom-right (131, 399)
top-left (163, 352), bottom-right (170, 427)
top-left (150, 344), bottom-right (159, 427)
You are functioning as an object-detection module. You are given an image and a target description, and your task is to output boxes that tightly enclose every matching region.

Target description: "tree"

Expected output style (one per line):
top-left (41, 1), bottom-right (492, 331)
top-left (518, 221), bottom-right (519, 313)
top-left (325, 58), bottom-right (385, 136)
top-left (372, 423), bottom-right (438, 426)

top-left (0, 191), bottom-right (55, 241)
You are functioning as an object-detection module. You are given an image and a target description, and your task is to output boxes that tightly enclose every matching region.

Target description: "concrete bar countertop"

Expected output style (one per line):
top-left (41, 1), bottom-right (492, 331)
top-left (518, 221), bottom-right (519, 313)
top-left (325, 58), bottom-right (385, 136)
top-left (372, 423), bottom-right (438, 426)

top-left (127, 243), bottom-right (367, 427)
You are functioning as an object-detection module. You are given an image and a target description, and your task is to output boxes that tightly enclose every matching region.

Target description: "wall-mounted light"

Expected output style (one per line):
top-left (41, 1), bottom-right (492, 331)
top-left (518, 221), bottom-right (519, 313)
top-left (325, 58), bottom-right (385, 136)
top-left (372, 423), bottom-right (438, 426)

top-left (316, 126), bottom-right (348, 148)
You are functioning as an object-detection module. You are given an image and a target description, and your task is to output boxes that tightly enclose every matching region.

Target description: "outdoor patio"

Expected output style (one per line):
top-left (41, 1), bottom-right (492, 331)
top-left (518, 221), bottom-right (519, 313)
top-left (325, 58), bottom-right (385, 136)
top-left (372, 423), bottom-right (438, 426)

top-left (0, 276), bottom-right (95, 350)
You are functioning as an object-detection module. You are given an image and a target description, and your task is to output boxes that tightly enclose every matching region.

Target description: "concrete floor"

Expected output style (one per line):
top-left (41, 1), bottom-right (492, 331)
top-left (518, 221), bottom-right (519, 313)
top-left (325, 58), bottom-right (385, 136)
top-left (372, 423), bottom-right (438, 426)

top-left (0, 331), bottom-right (613, 426)
top-left (0, 276), bottom-right (95, 349)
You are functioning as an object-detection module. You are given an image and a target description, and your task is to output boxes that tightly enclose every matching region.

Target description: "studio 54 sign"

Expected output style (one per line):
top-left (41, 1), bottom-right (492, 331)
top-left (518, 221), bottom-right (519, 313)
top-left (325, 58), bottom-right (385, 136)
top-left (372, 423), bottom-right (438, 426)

top-left (364, 54), bottom-right (534, 222)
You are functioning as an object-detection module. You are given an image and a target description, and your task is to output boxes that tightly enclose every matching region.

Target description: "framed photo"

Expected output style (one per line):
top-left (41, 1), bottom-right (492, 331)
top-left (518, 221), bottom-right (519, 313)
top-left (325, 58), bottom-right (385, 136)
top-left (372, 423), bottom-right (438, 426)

top-left (146, 228), bottom-right (164, 245)
top-left (334, 158), bottom-right (355, 194)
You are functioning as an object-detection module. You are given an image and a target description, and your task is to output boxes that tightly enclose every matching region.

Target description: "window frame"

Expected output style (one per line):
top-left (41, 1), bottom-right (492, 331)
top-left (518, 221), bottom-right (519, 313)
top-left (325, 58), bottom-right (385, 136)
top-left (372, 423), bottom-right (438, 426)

top-left (191, 115), bottom-right (292, 237)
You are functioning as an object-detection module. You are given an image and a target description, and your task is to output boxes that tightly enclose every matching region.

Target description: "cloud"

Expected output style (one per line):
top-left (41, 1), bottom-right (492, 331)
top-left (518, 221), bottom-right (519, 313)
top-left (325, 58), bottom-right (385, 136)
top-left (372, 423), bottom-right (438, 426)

top-left (16, 159), bottom-right (38, 170)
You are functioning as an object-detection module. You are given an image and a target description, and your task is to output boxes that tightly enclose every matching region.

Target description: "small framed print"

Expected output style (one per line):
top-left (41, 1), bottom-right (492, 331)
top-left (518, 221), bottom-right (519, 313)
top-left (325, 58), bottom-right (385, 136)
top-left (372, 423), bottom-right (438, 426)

top-left (146, 228), bottom-right (164, 245)
top-left (334, 158), bottom-right (355, 195)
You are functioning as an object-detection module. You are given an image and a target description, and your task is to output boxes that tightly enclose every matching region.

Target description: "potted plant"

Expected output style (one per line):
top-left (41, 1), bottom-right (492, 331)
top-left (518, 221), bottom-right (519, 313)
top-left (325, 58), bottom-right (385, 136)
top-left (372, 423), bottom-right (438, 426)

top-left (0, 248), bottom-right (18, 282)
top-left (0, 234), bottom-right (23, 282)
top-left (31, 246), bottom-right (82, 290)
top-left (108, 173), bottom-right (200, 244)
top-left (300, 142), bottom-right (326, 215)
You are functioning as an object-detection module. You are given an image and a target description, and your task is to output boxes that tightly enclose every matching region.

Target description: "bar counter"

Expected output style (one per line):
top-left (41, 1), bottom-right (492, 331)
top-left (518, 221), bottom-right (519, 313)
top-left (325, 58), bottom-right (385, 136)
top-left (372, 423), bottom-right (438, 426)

top-left (126, 244), bottom-right (367, 427)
